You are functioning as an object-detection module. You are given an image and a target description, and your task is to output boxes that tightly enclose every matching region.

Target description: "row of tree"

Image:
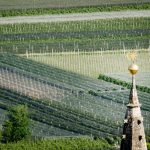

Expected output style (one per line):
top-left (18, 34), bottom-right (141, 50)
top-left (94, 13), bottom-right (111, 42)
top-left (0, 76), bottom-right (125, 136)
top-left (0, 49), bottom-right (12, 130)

top-left (98, 74), bottom-right (150, 94)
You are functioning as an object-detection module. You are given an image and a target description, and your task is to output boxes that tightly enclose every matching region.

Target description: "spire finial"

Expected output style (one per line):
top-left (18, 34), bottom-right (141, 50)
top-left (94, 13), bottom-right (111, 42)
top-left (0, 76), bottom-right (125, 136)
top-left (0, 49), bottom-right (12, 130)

top-left (126, 50), bottom-right (137, 63)
top-left (127, 50), bottom-right (139, 75)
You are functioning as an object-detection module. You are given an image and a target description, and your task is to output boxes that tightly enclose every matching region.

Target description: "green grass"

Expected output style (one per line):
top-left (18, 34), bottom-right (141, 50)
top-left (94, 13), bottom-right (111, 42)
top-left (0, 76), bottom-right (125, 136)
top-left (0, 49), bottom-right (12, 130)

top-left (0, 138), bottom-right (114, 150)
top-left (0, 1), bottom-right (150, 17)
top-left (0, 137), bottom-right (149, 150)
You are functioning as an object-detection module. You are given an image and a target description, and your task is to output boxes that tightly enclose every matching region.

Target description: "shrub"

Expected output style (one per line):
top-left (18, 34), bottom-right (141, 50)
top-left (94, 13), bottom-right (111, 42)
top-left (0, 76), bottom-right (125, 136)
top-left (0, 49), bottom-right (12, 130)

top-left (2, 105), bottom-right (31, 143)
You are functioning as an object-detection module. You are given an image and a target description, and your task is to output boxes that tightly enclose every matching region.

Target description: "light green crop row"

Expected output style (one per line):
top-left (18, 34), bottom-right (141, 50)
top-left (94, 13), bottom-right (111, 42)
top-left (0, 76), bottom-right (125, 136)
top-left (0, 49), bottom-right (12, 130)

top-left (0, 17), bottom-right (149, 34)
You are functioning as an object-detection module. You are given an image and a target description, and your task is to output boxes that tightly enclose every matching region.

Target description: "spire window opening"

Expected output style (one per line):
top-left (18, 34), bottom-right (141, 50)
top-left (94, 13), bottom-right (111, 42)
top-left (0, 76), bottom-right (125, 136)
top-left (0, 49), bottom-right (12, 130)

top-left (139, 135), bottom-right (142, 141)
top-left (137, 120), bottom-right (141, 125)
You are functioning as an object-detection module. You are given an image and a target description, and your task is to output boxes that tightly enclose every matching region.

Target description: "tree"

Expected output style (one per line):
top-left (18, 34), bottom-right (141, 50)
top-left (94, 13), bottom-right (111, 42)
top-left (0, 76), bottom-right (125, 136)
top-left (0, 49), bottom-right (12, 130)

top-left (2, 105), bottom-right (31, 143)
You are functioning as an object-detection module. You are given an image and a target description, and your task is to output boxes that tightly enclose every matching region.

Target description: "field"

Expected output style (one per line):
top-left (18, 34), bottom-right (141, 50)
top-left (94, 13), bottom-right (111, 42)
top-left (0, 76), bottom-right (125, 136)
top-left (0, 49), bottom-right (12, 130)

top-left (2, 17), bottom-right (148, 79)
top-left (0, 3), bottom-right (150, 149)
top-left (0, 17), bottom-right (149, 54)
top-left (0, 108), bottom-right (77, 138)
top-left (0, 16), bottom-right (150, 139)
top-left (27, 50), bottom-right (150, 78)
top-left (0, 0), bottom-right (150, 10)
top-left (0, 53), bottom-right (150, 139)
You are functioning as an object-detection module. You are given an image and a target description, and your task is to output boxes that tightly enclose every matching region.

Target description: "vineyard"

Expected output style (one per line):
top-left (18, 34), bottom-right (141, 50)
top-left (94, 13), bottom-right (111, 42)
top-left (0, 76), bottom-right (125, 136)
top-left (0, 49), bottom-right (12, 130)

top-left (0, 17), bottom-right (149, 54)
top-left (27, 50), bottom-right (150, 78)
top-left (0, 53), bottom-right (150, 140)
top-left (0, 2), bottom-right (150, 149)
top-left (0, 17), bottom-right (150, 77)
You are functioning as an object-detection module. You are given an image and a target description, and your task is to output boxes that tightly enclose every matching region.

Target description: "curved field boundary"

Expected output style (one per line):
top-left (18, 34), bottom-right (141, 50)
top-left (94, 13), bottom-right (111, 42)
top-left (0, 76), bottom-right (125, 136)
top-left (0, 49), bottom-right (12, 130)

top-left (0, 10), bottom-right (150, 24)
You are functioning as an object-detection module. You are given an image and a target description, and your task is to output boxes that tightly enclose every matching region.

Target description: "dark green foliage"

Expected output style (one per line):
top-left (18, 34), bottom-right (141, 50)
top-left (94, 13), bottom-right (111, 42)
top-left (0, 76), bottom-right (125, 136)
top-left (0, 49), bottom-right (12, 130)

top-left (146, 137), bottom-right (150, 149)
top-left (0, 2), bottom-right (150, 17)
top-left (148, 143), bottom-right (150, 150)
top-left (2, 121), bottom-right (12, 143)
top-left (98, 74), bottom-right (150, 94)
top-left (147, 136), bottom-right (150, 142)
top-left (106, 136), bottom-right (115, 145)
top-left (88, 90), bottom-right (98, 96)
top-left (2, 105), bottom-right (31, 143)
top-left (105, 136), bottom-right (121, 146)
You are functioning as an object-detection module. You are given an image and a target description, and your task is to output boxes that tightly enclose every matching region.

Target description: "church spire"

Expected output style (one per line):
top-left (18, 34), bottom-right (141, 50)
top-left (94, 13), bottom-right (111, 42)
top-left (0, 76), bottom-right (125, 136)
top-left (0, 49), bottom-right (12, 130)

top-left (128, 64), bottom-right (140, 107)
top-left (120, 51), bottom-right (147, 150)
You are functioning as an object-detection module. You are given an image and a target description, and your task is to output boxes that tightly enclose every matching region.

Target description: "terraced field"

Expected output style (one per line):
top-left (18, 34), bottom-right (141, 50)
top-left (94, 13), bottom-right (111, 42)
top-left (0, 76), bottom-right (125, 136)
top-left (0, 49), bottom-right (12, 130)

top-left (0, 4), bottom-right (149, 146)
top-left (0, 17), bottom-right (149, 79)
top-left (0, 17), bottom-right (149, 53)
top-left (0, 53), bottom-right (150, 138)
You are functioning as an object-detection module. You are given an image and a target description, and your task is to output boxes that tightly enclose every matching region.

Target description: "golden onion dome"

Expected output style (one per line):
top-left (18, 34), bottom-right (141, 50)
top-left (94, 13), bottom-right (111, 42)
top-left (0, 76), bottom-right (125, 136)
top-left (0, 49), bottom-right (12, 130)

top-left (128, 64), bottom-right (139, 75)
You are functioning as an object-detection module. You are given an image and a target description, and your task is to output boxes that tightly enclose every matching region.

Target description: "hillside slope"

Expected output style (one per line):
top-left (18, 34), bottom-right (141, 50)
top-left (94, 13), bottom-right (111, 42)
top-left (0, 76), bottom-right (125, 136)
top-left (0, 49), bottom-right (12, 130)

top-left (0, 53), bottom-right (150, 138)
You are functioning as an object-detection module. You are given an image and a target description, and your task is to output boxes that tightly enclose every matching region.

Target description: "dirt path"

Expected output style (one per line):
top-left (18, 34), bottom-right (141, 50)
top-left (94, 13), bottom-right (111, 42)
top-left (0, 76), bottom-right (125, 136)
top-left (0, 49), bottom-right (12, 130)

top-left (0, 10), bottom-right (150, 24)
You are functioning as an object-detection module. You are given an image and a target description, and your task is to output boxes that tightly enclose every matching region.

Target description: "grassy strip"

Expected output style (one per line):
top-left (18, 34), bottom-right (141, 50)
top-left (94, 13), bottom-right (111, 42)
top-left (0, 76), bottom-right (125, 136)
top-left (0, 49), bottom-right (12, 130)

top-left (98, 74), bottom-right (150, 94)
top-left (0, 138), bottom-right (114, 150)
top-left (0, 2), bottom-right (150, 17)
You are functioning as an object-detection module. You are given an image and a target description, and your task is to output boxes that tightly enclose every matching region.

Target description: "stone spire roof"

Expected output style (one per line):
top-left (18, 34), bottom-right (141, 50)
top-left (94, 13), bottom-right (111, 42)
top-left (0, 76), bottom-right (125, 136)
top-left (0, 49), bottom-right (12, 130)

top-left (120, 64), bottom-right (147, 150)
top-left (127, 75), bottom-right (140, 107)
